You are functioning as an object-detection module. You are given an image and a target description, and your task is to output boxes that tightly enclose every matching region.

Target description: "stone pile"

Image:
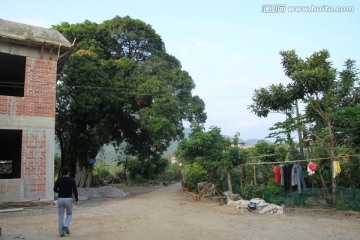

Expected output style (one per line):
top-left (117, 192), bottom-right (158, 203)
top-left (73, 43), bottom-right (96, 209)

top-left (78, 186), bottom-right (129, 200)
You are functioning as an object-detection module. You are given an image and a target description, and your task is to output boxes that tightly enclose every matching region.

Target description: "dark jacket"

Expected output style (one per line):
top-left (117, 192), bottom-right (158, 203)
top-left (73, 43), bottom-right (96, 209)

top-left (54, 176), bottom-right (79, 201)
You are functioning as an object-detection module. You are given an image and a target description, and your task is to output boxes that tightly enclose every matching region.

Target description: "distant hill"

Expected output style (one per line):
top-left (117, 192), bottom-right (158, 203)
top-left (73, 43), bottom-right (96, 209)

top-left (163, 128), bottom-right (191, 157)
top-left (244, 139), bottom-right (271, 146)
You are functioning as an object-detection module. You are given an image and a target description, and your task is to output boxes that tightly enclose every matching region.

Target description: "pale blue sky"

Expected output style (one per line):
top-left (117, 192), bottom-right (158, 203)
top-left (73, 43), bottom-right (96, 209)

top-left (2, 0), bottom-right (359, 141)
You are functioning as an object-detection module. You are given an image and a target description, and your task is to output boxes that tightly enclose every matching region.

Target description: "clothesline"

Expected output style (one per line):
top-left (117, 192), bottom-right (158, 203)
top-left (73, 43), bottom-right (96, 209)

top-left (240, 155), bottom-right (355, 166)
top-left (248, 154), bottom-right (277, 159)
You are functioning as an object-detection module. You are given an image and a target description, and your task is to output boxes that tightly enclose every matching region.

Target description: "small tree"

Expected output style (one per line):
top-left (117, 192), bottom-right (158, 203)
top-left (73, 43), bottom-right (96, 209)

top-left (222, 132), bottom-right (247, 193)
top-left (176, 125), bottom-right (229, 179)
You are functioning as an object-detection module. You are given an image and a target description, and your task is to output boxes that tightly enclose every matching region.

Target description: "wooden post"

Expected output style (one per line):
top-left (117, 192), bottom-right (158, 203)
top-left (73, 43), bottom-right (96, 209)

top-left (240, 168), bottom-right (243, 188)
top-left (253, 164), bottom-right (257, 186)
top-left (242, 165), bottom-right (246, 185)
top-left (327, 119), bottom-right (337, 204)
top-left (331, 159), bottom-right (337, 203)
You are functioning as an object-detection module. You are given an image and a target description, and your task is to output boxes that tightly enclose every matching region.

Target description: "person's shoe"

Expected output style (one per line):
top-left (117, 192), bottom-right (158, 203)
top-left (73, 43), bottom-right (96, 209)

top-left (63, 227), bottom-right (70, 234)
top-left (60, 233), bottom-right (65, 237)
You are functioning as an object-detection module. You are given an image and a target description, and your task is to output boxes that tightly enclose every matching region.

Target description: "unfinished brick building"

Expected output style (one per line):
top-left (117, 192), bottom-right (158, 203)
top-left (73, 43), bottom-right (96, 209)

top-left (0, 18), bottom-right (72, 202)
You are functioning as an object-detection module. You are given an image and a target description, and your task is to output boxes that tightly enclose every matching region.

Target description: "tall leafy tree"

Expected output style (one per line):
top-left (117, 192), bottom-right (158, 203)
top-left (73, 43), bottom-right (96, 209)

top-left (329, 60), bottom-right (360, 148)
top-left (54, 16), bottom-right (206, 186)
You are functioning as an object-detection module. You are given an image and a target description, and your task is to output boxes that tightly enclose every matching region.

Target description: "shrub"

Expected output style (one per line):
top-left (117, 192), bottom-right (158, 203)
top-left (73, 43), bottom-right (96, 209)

top-left (185, 163), bottom-right (208, 191)
top-left (93, 161), bottom-right (112, 179)
top-left (127, 155), bottom-right (168, 181)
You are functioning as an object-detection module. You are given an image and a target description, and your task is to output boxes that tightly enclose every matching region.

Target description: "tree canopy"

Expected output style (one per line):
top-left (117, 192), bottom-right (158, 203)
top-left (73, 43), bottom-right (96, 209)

top-left (54, 16), bottom-right (206, 182)
top-left (175, 125), bottom-right (248, 191)
top-left (249, 50), bottom-right (359, 149)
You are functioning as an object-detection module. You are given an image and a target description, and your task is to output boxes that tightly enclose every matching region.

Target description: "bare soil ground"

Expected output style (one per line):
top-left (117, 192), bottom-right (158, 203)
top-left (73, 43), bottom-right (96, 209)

top-left (1, 183), bottom-right (359, 240)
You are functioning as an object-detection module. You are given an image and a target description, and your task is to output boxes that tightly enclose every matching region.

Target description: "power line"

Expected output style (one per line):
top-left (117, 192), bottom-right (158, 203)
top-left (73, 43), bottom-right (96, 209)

top-left (0, 81), bottom-right (254, 97)
top-left (56, 0), bottom-right (97, 20)
top-left (0, 84), bottom-right (253, 97)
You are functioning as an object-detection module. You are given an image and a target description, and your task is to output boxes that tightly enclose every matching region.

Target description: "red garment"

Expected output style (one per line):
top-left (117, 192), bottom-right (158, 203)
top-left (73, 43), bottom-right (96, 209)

top-left (273, 166), bottom-right (281, 183)
top-left (307, 162), bottom-right (318, 176)
top-left (308, 162), bottom-right (318, 171)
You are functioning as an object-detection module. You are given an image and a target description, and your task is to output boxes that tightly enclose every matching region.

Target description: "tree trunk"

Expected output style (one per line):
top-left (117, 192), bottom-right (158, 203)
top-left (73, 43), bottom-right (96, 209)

top-left (227, 170), bottom-right (233, 194)
top-left (327, 119), bottom-right (337, 204)
top-left (76, 167), bottom-right (93, 188)
top-left (76, 167), bottom-right (86, 187)
top-left (124, 158), bottom-right (128, 185)
top-left (295, 100), bottom-right (304, 157)
top-left (85, 170), bottom-right (93, 188)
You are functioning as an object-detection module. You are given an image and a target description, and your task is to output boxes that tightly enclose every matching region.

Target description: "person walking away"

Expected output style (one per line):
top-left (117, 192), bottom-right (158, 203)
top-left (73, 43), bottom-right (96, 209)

top-left (54, 166), bottom-right (79, 237)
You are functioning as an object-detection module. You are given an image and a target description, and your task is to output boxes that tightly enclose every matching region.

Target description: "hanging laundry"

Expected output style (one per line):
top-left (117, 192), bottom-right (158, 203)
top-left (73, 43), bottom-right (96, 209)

top-left (307, 162), bottom-right (318, 176)
top-left (273, 166), bottom-right (281, 183)
top-left (333, 161), bottom-right (341, 177)
top-left (280, 165), bottom-right (285, 186)
top-left (291, 165), bottom-right (297, 187)
top-left (283, 164), bottom-right (293, 192)
top-left (293, 163), bottom-right (307, 194)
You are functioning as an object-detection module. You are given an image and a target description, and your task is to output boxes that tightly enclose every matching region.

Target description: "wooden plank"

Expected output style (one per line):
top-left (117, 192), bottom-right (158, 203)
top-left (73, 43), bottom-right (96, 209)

top-left (0, 208), bottom-right (24, 213)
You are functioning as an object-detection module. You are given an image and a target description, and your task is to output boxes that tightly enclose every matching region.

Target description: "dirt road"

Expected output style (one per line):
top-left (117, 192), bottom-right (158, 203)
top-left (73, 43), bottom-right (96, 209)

top-left (1, 183), bottom-right (359, 240)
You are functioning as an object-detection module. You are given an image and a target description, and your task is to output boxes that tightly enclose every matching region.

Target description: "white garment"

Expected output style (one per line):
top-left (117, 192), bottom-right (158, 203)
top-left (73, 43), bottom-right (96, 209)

top-left (291, 164), bottom-right (297, 186)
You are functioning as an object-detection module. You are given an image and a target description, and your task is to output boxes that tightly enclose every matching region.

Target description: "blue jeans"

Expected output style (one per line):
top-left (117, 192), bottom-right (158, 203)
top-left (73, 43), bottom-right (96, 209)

top-left (57, 198), bottom-right (73, 235)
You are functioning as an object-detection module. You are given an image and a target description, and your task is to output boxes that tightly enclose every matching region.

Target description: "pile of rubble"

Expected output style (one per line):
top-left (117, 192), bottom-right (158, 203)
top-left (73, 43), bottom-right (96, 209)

top-left (189, 182), bottom-right (285, 215)
top-left (225, 193), bottom-right (284, 215)
top-left (78, 186), bottom-right (129, 200)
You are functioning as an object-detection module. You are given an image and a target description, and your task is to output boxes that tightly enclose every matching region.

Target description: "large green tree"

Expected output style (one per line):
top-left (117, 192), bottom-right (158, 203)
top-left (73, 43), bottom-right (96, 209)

top-left (54, 16), bottom-right (206, 186)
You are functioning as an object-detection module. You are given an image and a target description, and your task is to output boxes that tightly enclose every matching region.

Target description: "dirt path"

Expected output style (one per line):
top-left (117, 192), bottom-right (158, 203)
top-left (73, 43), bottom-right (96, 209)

top-left (1, 183), bottom-right (359, 240)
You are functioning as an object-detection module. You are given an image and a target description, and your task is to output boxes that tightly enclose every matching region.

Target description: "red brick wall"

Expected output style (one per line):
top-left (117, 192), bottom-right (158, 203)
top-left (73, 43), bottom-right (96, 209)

top-left (0, 56), bottom-right (57, 200)
top-left (0, 57), bottom-right (57, 117)
top-left (22, 129), bottom-right (47, 196)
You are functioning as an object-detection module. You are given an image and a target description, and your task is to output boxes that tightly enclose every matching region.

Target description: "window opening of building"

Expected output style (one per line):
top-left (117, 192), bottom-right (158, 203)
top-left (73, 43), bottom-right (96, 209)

top-left (0, 52), bottom-right (26, 97)
top-left (0, 129), bottom-right (22, 178)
